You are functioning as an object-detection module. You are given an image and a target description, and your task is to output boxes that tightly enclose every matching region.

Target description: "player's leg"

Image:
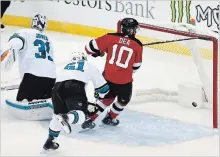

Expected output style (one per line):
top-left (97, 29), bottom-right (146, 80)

top-left (81, 82), bottom-right (116, 130)
top-left (82, 82), bottom-right (116, 122)
top-left (109, 82), bottom-right (132, 119)
top-left (63, 80), bottom-right (88, 126)
top-left (92, 81), bottom-right (117, 119)
top-left (87, 72), bottom-right (116, 121)
top-left (102, 82), bottom-right (132, 126)
top-left (43, 82), bottom-right (68, 151)
top-left (51, 80), bottom-right (87, 134)
top-left (16, 73), bottom-right (55, 102)
top-left (37, 75), bottom-right (56, 99)
top-left (16, 73), bottom-right (33, 102)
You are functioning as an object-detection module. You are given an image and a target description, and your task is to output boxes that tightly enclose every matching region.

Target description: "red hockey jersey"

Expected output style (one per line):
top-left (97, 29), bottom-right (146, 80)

top-left (86, 33), bottom-right (143, 84)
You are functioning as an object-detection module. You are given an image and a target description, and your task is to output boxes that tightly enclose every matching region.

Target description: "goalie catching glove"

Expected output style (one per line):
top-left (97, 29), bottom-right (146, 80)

top-left (1, 48), bottom-right (17, 72)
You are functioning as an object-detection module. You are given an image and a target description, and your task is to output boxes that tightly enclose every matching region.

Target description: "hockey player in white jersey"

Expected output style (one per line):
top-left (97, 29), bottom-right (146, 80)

top-left (1, 14), bottom-right (56, 120)
top-left (43, 52), bottom-right (110, 151)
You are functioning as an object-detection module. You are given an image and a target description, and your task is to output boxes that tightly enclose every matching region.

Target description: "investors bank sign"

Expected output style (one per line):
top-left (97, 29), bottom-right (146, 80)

top-left (22, 0), bottom-right (217, 32)
top-left (54, 0), bottom-right (156, 19)
top-left (52, 0), bottom-right (218, 31)
top-left (170, 0), bottom-right (219, 31)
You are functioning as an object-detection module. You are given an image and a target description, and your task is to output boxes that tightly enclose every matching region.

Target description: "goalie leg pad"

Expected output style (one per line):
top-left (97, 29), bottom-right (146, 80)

top-left (5, 98), bottom-right (53, 120)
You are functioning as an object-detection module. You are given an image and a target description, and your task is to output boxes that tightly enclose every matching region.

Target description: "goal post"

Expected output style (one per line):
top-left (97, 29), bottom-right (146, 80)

top-left (117, 20), bottom-right (218, 128)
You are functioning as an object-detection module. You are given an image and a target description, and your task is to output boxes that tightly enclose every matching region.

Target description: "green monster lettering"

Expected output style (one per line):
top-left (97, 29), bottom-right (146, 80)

top-left (186, 0), bottom-right (191, 23)
top-left (171, 0), bottom-right (191, 23)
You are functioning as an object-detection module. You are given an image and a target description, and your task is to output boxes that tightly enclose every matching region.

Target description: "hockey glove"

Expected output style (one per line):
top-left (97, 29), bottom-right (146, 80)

top-left (87, 102), bottom-right (98, 116)
top-left (92, 53), bottom-right (99, 58)
top-left (91, 51), bottom-right (105, 58)
top-left (1, 48), bottom-right (16, 72)
top-left (94, 91), bottom-right (99, 99)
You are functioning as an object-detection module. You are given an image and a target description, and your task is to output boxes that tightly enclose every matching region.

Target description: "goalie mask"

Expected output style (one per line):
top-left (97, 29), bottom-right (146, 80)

top-left (31, 14), bottom-right (48, 32)
top-left (120, 18), bottom-right (139, 37)
top-left (71, 52), bottom-right (87, 61)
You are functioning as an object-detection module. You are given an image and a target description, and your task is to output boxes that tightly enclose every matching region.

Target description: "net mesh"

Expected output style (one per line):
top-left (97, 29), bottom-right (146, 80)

top-left (136, 24), bottom-right (213, 60)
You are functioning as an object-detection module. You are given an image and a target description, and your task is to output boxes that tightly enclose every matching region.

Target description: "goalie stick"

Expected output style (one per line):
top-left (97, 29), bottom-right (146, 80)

top-left (0, 60), bottom-right (71, 91)
top-left (1, 84), bottom-right (19, 91)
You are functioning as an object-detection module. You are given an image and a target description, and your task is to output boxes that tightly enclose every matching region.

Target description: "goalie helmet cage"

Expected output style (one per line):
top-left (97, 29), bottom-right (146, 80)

top-left (117, 20), bottom-right (218, 128)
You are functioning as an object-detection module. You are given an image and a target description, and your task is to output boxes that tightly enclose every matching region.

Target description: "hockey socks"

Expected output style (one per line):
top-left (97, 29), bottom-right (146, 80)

top-left (67, 110), bottom-right (85, 125)
top-left (109, 101), bottom-right (126, 119)
top-left (90, 98), bottom-right (114, 121)
top-left (48, 115), bottom-right (62, 138)
top-left (49, 110), bottom-right (85, 135)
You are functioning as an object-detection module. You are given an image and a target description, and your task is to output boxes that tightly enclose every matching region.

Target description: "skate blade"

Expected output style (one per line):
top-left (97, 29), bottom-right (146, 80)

top-left (79, 128), bottom-right (91, 133)
top-left (99, 124), bottom-right (112, 128)
top-left (63, 125), bottom-right (71, 134)
top-left (78, 127), bottom-right (96, 133)
top-left (99, 123), bottom-right (105, 127)
top-left (99, 123), bottom-right (119, 127)
top-left (40, 148), bottom-right (58, 155)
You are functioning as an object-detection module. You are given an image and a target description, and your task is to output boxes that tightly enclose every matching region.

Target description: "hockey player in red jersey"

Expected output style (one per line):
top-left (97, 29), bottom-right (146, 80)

top-left (83, 18), bottom-right (143, 129)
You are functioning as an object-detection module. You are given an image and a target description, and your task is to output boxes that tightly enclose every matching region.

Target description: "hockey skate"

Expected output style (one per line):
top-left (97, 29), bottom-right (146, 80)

top-left (43, 135), bottom-right (59, 151)
top-left (79, 116), bottom-right (96, 133)
top-left (55, 114), bottom-right (71, 134)
top-left (102, 113), bottom-right (119, 126)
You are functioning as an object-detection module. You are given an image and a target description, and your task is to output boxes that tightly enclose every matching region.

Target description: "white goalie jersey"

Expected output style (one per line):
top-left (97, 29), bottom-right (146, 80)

top-left (1, 28), bottom-right (56, 79)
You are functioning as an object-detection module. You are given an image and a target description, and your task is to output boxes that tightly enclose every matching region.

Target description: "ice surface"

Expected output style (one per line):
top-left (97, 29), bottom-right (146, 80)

top-left (41, 108), bottom-right (217, 147)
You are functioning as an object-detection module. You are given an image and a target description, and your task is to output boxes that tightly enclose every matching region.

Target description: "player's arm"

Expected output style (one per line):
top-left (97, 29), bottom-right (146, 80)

top-left (89, 63), bottom-right (110, 98)
top-left (48, 38), bottom-right (55, 62)
top-left (133, 45), bottom-right (143, 73)
top-left (1, 33), bottom-right (25, 72)
top-left (85, 34), bottom-right (109, 58)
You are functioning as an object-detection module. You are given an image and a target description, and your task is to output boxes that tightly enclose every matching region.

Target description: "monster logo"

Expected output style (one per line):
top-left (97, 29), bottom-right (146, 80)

top-left (170, 0), bottom-right (191, 23)
top-left (196, 5), bottom-right (219, 30)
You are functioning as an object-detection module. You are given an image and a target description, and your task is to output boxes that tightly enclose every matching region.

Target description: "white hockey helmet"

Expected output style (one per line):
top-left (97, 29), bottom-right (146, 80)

top-left (31, 14), bottom-right (48, 31)
top-left (71, 52), bottom-right (87, 61)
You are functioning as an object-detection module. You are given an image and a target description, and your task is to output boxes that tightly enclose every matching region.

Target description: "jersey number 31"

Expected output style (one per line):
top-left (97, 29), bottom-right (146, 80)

top-left (34, 39), bottom-right (53, 61)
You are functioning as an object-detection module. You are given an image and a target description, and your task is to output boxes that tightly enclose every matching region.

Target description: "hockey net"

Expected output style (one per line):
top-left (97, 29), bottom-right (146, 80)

top-left (117, 21), bottom-right (218, 128)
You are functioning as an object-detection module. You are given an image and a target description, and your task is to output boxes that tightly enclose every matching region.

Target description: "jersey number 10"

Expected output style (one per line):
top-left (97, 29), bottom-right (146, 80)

top-left (109, 44), bottom-right (133, 69)
top-left (34, 39), bottom-right (53, 62)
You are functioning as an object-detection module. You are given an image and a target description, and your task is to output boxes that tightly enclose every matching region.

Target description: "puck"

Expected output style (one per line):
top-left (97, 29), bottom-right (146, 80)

top-left (192, 102), bottom-right (197, 107)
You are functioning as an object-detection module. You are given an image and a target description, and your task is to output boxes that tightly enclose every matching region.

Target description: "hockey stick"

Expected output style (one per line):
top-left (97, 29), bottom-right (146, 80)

top-left (0, 60), bottom-right (70, 91)
top-left (143, 36), bottom-right (211, 46)
top-left (1, 84), bottom-right (19, 91)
